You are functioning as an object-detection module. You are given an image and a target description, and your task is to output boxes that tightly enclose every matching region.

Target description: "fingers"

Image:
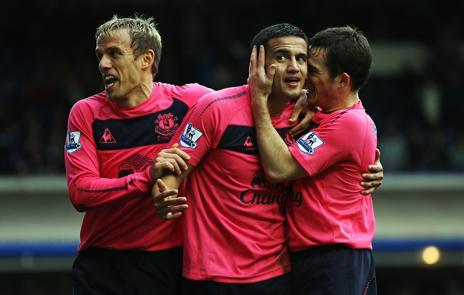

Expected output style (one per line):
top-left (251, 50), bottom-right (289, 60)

top-left (155, 157), bottom-right (184, 175)
top-left (152, 180), bottom-right (188, 220)
top-left (249, 46), bottom-right (257, 78)
top-left (154, 197), bottom-right (188, 214)
top-left (362, 171), bottom-right (384, 181)
top-left (289, 90), bottom-right (310, 123)
top-left (258, 45), bottom-right (265, 76)
top-left (361, 187), bottom-right (376, 195)
top-left (289, 102), bottom-right (303, 123)
top-left (375, 148), bottom-right (381, 163)
top-left (360, 179), bottom-right (382, 187)
top-left (153, 193), bottom-right (188, 220)
top-left (155, 147), bottom-right (190, 176)
top-left (161, 146), bottom-right (190, 162)
top-left (367, 164), bottom-right (383, 173)
top-left (153, 186), bottom-right (178, 203)
top-left (162, 212), bottom-right (183, 220)
top-left (360, 177), bottom-right (383, 195)
top-left (157, 178), bottom-right (168, 193)
top-left (289, 110), bottom-right (314, 138)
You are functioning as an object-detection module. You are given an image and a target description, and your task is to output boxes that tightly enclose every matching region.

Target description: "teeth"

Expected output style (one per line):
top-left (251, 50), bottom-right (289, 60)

top-left (104, 76), bottom-right (117, 85)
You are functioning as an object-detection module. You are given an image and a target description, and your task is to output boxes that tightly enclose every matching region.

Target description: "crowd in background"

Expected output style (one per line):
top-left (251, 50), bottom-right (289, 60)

top-left (0, 0), bottom-right (463, 174)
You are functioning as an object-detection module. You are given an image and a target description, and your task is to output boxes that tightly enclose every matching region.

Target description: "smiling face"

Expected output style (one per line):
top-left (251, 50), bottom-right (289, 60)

top-left (265, 36), bottom-right (308, 102)
top-left (95, 29), bottom-right (147, 105)
top-left (306, 48), bottom-right (338, 109)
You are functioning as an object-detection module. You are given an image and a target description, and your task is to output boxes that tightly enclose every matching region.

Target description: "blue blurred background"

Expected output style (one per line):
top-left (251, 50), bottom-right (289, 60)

top-left (0, 0), bottom-right (463, 294)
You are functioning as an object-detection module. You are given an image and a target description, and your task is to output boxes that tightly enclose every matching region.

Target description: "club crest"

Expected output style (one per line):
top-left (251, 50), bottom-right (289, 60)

top-left (154, 113), bottom-right (179, 137)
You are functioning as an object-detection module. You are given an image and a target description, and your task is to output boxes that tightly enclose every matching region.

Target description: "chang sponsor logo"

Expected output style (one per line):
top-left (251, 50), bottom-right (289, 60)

top-left (239, 174), bottom-right (302, 210)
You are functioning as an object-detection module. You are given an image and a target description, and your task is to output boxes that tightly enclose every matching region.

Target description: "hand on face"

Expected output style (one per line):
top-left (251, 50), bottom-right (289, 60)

top-left (248, 45), bottom-right (276, 106)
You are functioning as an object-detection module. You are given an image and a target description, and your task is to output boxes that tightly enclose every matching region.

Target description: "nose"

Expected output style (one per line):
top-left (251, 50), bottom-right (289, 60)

top-left (288, 57), bottom-right (300, 72)
top-left (99, 54), bottom-right (111, 71)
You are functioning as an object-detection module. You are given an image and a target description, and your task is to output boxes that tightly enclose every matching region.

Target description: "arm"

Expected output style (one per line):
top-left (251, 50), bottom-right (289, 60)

top-left (66, 143), bottom-right (189, 212)
top-left (361, 148), bottom-right (384, 194)
top-left (249, 45), bottom-right (308, 183)
top-left (151, 164), bottom-right (194, 220)
top-left (151, 91), bottom-right (223, 219)
top-left (287, 90), bottom-right (317, 138)
top-left (65, 104), bottom-right (190, 211)
top-left (250, 46), bottom-right (381, 187)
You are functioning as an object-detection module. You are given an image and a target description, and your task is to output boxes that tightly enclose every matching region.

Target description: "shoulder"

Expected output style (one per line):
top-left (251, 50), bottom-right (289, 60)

top-left (327, 107), bottom-right (376, 141)
top-left (196, 85), bottom-right (248, 112)
top-left (70, 91), bottom-right (105, 112)
top-left (155, 82), bottom-right (214, 104)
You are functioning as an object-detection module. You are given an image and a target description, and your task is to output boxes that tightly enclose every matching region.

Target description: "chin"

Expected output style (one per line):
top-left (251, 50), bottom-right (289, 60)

top-left (107, 93), bottom-right (122, 102)
top-left (288, 91), bottom-right (302, 101)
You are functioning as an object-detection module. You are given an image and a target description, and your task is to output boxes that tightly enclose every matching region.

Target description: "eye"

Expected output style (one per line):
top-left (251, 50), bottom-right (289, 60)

top-left (297, 55), bottom-right (307, 63)
top-left (108, 49), bottom-right (120, 58)
top-left (275, 54), bottom-right (286, 62)
top-left (308, 65), bottom-right (318, 74)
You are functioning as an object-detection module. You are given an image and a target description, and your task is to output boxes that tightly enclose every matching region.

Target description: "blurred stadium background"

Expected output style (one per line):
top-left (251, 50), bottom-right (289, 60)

top-left (0, 0), bottom-right (463, 294)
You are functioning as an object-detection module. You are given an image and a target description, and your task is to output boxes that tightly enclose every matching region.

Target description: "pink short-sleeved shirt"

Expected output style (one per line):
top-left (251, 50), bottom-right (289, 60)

top-left (171, 85), bottom-right (295, 283)
top-left (287, 101), bottom-right (377, 251)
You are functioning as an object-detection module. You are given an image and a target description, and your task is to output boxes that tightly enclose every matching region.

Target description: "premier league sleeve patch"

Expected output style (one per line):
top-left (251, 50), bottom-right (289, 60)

top-left (296, 131), bottom-right (324, 155)
top-left (180, 123), bottom-right (203, 148)
top-left (65, 131), bottom-right (82, 153)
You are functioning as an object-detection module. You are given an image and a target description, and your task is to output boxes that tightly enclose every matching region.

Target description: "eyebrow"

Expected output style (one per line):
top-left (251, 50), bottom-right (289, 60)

top-left (273, 49), bottom-right (290, 55)
top-left (96, 46), bottom-right (125, 58)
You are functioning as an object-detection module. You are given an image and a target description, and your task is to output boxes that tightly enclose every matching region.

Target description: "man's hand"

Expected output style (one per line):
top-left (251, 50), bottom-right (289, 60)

top-left (288, 90), bottom-right (317, 138)
top-left (361, 148), bottom-right (384, 195)
top-left (248, 45), bottom-right (275, 107)
top-left (150, 143), bottom-right (190, 180)
top-left (152, 179), bottom-right (188, 220)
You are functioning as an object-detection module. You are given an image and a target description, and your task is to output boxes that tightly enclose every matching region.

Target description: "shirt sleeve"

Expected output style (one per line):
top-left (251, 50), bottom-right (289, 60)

top-left (288, 113), bottom-right (361, 177)
top-left (172, 83), bottom-right (214, 108)
top-left (64, 101), bottom-right (154, 212)
top-left (168, 94), bottom-right (223, 167)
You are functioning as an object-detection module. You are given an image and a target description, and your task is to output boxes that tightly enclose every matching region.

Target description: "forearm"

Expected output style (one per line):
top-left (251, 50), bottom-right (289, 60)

top-left (67, 166), bottom-right (153, 212)
top-left (252, 97), bottom-right (302, 183)
top-left (151, 164), bottom-right (193, 197)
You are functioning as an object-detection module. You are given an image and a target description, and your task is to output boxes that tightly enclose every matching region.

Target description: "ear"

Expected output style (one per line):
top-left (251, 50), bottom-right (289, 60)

top-left (141, 49), bottom-right (155, 70)
top-left (338, 72), bottom-right (351, 90)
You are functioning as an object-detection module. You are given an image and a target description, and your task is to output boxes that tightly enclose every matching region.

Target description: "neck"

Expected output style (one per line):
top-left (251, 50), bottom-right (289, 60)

top-left (267, 93), bottom-right (290, 117)
top-left (322, 91), bottom-right (359, 113)
top-left (117, 76), bottom-right (153, 108)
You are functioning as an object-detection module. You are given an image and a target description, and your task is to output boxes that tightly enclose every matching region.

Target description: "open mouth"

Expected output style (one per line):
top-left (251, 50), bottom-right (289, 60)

top-left (285, 77), bottom-right (301, 87)
top-left (104, 75), bottom-right (118, 90)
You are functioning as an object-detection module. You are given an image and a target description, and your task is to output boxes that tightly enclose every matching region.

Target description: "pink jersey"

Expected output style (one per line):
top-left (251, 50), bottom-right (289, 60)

top-left (172, 85), bottom-right (295, 283)
top-left (64, 82), bottom-right (212, 252)
top-left (287, 101), bottom-right (377, 251)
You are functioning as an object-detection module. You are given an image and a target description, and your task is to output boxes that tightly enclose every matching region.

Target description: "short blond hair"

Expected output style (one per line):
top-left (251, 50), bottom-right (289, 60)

top-left (96, 15), bottom-right (162, 76)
